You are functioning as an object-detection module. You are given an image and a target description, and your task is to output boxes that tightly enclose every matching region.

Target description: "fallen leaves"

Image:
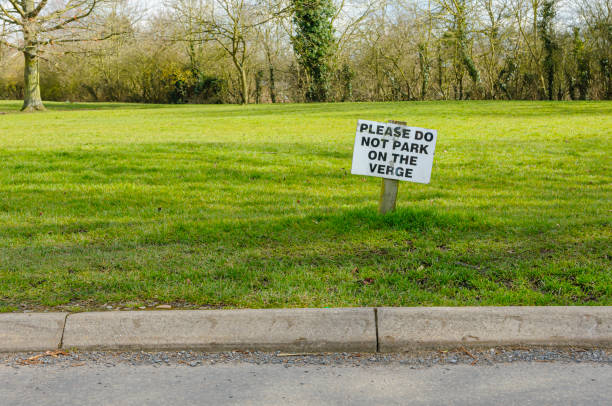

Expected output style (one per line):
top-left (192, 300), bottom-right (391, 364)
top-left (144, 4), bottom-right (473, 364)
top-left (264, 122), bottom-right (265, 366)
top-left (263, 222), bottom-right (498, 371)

top-left (459, 346), bottom-right (477, 360)
top-left (277, 353), bottom-right (317, 357)
top-left (459, 346), bottom-right (479, 365)
top-left (18, 350), bottom-right (68, 365)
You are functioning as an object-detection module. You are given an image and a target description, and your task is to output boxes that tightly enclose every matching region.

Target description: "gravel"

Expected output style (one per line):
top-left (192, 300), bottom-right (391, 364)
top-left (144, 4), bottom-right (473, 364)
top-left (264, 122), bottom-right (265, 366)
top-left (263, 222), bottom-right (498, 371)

top-left (1, 348), bottom-right (610, 369)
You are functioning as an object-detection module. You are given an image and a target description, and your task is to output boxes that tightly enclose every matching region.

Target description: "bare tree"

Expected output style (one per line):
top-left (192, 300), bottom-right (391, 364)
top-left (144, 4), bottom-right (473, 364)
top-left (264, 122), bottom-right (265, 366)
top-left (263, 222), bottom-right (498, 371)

top-left (166, 0), bottom-right (208, 76)
top-left (0, 20), bottom-right (6, 66)
top-left (169, 0), bottom-right (287, 104)
top-left (2, 0), bottom-right (608, 103)
top-left (510, 0), bottom-right (547, 98)
top-left (477, 0), bottom-right (510, 98)
top-left (578, 0), bottom-right (612, 99)
top-left (0, 0), bottom-right (116, 111)
top-left (255, 1), bottom-right (288, 103)
top-left (333, 0), bottom-right (382, 54)
top-left (434, 0), bottom-right (480, 91)
top-left (207, 0), bottom-right (254, 104)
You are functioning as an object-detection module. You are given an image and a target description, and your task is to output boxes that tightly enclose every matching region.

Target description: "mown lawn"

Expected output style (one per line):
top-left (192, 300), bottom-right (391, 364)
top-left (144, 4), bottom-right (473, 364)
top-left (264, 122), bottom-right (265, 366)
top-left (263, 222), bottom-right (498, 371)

top-left (0, 100), bottom-right (610, 312)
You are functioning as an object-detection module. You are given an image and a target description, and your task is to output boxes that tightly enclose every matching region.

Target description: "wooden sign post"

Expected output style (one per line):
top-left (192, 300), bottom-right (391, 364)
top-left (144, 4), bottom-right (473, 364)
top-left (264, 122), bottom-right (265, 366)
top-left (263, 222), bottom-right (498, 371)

top-left (379, 178), bottom-right (399, 214)
top-left (379, 120), bottom-right (405, 214)
top-left (351, 119), bottom-right (438, 214)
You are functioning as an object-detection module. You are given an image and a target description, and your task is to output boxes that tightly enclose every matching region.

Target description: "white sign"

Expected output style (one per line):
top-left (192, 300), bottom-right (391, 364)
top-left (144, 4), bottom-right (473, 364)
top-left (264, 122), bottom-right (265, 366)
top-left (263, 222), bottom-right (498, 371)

top-left (351, 120), bottom-right (438, 184)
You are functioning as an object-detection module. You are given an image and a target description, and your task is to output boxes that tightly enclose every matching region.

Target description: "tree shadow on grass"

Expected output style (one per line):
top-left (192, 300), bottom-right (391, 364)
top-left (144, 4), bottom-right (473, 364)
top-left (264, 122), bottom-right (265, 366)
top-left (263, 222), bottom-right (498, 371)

top-left (0, 205), bottom-right (466, 248)
top-left (1, 204), bottom-right (610, 308)
top-left (1, 133), bottom-right (610, 308)
top-left (0, 101), bottom-right (169, 113)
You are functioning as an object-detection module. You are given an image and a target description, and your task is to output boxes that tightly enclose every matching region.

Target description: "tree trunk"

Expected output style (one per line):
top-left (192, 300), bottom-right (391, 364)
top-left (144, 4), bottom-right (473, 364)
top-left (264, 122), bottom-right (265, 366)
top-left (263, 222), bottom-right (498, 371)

top-left (255, 70), bottom-right (263, 104)
top-left (418, 44), bottom-right (430, 100)
top-left (437, 45), bottom-right (445, 99)
top-left (264, 47), bottom-right (276, 104)
top-left (269, 65), bottom-right (277, 103)
top-left (21, 0), bottom-right (45, 112)
top-left (21, 50), bottom-right (45, 112)
top-left (240, 68), bottom-right (249, 105)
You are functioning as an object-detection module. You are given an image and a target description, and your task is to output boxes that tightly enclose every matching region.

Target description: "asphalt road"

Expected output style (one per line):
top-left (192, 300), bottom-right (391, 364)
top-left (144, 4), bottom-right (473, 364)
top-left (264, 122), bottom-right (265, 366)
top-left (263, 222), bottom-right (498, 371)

top-left (2, 358), bottom-right (611, 405)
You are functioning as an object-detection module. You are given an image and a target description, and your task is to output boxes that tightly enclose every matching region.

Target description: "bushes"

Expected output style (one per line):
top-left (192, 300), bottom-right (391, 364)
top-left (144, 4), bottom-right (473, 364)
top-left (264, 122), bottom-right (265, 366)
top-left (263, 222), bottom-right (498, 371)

top-left (192, 75), bottom-right (227, 104)
top-left (2, 0), bottom-right (612, 104)
top-left (0, 78), bottom-right (22, 100)
top-left (0, 59), bottom-right (22, 100)
top-left (0, 48), bottom-right (228, 104)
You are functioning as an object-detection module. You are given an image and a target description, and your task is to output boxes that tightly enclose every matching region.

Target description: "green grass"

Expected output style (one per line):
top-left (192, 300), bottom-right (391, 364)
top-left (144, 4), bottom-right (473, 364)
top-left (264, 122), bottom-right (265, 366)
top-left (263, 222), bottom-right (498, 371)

top-left (0, 100), bottom-right (610, 311)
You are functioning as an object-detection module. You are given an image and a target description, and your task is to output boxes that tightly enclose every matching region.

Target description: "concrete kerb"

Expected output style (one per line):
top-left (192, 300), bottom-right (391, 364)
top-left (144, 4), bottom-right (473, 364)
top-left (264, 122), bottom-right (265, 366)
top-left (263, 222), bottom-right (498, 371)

top-left (61, 308), bottom-right (377, 353)
top-left (1, 307), bottom-right (612, 353)
top-left (0, 313), bottom-right (68, 352)
top-left (377, 307), bottom-right (612, 352)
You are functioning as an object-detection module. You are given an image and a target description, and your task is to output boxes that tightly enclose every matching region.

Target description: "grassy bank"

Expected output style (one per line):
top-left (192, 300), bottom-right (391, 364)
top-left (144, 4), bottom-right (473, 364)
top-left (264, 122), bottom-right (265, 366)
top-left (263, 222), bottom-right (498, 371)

top-left (0, 100), bottom-right (610, 311)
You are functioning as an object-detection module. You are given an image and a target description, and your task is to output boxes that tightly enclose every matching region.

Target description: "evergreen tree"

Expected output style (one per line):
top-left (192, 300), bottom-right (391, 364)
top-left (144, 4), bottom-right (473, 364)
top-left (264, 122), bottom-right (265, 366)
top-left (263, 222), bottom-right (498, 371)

top-left (538, 1), bottom-right (558, 101)
top-left (291, 0), bottom-right (336, 102)
top-left (572, 28), bottom-right (591, 100)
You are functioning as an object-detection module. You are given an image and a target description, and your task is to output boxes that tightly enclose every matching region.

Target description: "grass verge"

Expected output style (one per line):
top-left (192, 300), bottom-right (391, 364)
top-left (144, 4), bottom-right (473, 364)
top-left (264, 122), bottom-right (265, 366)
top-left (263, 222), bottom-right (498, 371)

top-left (0, 100), bottom-right (610, 311)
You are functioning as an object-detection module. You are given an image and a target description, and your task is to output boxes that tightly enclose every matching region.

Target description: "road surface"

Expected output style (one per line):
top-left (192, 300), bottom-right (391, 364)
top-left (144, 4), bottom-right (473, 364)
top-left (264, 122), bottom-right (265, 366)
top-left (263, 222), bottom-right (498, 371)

top-left (1, 351), bottom-right (611, 405)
